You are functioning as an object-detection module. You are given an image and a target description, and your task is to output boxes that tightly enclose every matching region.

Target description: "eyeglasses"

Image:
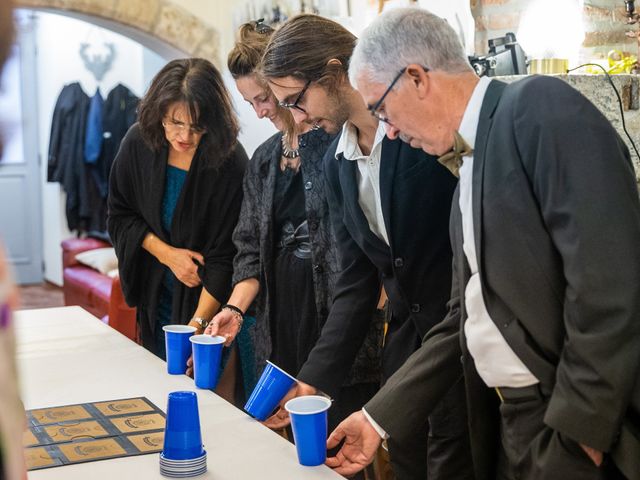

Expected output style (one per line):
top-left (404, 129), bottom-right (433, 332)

top-left (367, 66), bottom-right (429, 124)
top-left (278, 79), bottom-right (312, 113)
top-left (162, 119), bottom-right (207, 135)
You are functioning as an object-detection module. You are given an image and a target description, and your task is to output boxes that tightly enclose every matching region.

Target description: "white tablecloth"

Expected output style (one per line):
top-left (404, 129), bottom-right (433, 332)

top-left (15, 306), bottom-right (342, 479)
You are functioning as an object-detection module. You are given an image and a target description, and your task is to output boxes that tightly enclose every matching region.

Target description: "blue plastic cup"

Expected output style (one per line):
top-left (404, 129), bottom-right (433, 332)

top-left (162, 391), bottom-right (204, 460)
top-left (243, 361), bottom-right (297, 421)
top-left (189, 334), bottom-right (225, 389)
top-left (285, 395), bottom-right (332, 466)
top-left (163, 325), bottom-right (196, 375)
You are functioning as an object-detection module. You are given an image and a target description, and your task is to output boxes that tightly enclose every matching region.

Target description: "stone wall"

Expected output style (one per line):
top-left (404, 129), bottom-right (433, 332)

top-left (16, 0), bottom-right (223, 64)
top-left (501, 74), bottom-right (640, 181)
top-left (471, 0), bottom-right (639, 63)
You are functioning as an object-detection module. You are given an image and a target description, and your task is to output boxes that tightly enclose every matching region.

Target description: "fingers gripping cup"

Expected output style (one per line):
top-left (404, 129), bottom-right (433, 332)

top-left (162, 391), bottom-right (205, 461)
top-left (285, 396), bottom-right (332, 466)
top-left (189, 335), bottom-right (225, 389)
top-left (163, 325), bottom-right (197, 375)
top-left (243, 361), bottom-right (296, 421)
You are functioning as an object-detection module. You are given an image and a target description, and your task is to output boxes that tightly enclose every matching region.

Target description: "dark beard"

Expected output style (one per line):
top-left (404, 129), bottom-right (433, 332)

top-left (315, 90), bottom-right (351, 134)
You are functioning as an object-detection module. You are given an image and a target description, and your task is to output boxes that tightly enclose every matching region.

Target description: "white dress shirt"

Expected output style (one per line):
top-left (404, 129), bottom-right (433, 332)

top-left (335, 121), bottom-right (389, 245)
top-left (458, 76), bottom-right (538, 388)
top-left (336, 120), bottom-right (390, 439)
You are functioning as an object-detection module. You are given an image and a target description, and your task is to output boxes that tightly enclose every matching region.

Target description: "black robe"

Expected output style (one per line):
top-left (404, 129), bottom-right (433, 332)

top-left (86, 84), bottom-right (140, 232)
top-left (95, 83), bottom-right (139, 198)
top-left (47, 82), bottom-right (91, 231)
top-left (107, 123), bottom-right (247, 353)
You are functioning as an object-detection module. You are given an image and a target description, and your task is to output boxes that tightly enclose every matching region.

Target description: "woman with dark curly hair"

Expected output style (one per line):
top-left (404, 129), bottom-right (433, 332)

top-left (108, 59), bottom-right (248, 399)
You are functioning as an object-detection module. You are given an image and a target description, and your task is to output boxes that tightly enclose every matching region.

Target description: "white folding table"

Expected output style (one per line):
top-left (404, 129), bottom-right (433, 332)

top-left (15, 306), bottom-right (342, 479)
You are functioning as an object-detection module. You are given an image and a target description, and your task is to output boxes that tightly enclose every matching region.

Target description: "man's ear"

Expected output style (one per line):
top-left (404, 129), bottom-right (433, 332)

top-left (406, 64), bottom-right (429, 98)
top-left (325, 58), bottom-right (349, 88)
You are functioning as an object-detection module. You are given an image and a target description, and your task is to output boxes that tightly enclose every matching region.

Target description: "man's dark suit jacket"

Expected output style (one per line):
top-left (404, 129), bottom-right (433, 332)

top-left (297, 136), bottom-right (458, 397)
top-left (366, 76), bottom-right (640, 480)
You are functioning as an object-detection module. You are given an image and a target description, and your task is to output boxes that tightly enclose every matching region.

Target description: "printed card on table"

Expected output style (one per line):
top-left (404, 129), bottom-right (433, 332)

top-left (30, 405), bottom-right (92, 425)
top-left (58, 438), bottom-right (127, 462)
top-left (24, 447), bottom-right (57, 469)
top-left (93, 398), bottom-right (156, 417)
top-left (44, 420), bottom-right (109, 441)
top-left (126, 431), bottom-right (165, 453)
top-left (109, 413), bottom-right (166, 433)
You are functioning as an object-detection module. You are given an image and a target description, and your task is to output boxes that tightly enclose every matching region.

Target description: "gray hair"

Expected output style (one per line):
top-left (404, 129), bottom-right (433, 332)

top-left (349, 7), bottom-right (472, 87)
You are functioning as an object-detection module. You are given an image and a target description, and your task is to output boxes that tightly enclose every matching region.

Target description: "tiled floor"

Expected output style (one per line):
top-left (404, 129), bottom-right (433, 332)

top-left (16, 282), bottom-right (64, 310)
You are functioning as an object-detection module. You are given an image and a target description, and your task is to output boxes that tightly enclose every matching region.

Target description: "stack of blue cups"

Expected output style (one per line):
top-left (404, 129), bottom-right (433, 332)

top-left (160, 391), bottom-right (207, 478)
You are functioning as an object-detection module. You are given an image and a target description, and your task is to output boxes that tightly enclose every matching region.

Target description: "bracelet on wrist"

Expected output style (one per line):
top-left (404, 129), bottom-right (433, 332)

top-left (221, 304), bottom-right (244, 329)
top-left (221, 303), bottom-right (244, 316)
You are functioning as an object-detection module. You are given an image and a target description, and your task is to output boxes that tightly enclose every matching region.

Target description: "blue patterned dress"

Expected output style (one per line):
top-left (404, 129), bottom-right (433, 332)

top-left (155, 164), bottom-right (187, 359)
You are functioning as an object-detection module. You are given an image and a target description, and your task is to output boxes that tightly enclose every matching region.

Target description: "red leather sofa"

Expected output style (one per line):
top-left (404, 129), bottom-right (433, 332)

top-left (61, 238), bottom-right (138, 343)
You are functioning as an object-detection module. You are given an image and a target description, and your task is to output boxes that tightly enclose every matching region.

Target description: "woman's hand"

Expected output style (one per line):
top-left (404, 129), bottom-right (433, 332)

top-left (162, 247), bottom-right (204, 287)
top-left (143, 233), bottom-right (204, 288)
top-left (205, 309), bottom-right (242, 346)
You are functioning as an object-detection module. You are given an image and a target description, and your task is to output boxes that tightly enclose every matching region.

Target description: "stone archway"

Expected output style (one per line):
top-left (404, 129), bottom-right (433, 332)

top-left (15, 0), bottom-right (220, 64)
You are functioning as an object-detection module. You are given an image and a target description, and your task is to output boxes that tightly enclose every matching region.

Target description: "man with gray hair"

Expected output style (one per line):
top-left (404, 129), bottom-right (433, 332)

top-left (327, 7), bottom-right (640, 480)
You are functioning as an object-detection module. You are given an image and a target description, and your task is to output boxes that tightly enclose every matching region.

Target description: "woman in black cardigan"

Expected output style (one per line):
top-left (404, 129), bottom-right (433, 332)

top-left (107, 59), bottom-right (247, 399)
top-left (206, 21), bottom-right (382, 436)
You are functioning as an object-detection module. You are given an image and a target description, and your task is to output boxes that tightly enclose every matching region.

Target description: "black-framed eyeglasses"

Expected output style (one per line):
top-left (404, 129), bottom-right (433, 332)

top-left (367, 66), bottom-right (429, 123)
top-left (278, 79), bottom-right (312, 113)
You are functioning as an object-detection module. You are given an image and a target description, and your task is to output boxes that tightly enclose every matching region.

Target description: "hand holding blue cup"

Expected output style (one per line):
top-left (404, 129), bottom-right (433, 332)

top-left (244, 361), bottom-right (297, 421)
top-left (163, 325), bottom-right (197, 375)
top-left (189, 334), bottom-right (225, 389)
top-left (285, 395), bottom-right (332, 466)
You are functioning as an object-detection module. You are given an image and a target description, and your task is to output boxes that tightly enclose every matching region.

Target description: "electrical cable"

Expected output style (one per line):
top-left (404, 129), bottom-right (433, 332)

top-left (566, 63), bottom-right (640, 159)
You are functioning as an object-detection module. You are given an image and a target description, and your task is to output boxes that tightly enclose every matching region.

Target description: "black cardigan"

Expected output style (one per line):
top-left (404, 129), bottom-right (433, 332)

top-left (231, 129), bottom-right (383, 386)
top-left (107, 124), bottom-right (247, 351)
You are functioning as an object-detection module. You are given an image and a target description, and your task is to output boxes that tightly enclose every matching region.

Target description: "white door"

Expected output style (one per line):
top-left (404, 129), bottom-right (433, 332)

top-left (0, 14), bottom-right (43, 285)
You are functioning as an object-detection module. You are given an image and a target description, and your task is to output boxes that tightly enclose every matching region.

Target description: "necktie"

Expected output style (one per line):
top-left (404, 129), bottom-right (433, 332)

top-left (437, 131), bottom-right (473, 178)
top-left (84, 87), bottom-right (104, 165)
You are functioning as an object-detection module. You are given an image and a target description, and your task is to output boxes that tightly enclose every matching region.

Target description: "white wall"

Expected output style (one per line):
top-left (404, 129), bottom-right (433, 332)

top-left (34, 11), bottom-right (163, 285)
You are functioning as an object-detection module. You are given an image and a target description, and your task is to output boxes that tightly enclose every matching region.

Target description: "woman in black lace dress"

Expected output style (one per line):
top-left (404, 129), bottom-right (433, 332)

top-left (205, 21), bottom-right (383, 435)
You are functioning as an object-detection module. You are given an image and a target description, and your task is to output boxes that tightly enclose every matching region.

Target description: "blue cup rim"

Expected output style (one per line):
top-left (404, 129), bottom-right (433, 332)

top-left (265, 360), bottom-right (297, 383)
top-left (163, 325), bottom-right (197, 334)
top-left (189, 334), bottom-right (225, 345)
top-left (284, 395), bottom-right (331, 415)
